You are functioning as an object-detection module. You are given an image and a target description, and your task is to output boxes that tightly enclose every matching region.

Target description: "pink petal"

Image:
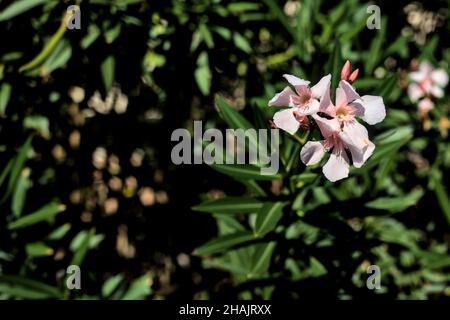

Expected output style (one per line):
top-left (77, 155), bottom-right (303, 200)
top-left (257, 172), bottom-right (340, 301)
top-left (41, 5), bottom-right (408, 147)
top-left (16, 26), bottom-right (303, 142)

top-left (301, 141), bottom-right (326, 165)
top-left (418, 98), bottom-right (434, 113)
top-left (341, 122), bottom-right (374, 168)
top-left (336, 87), bottom-right (347, 108)
top-left (359, 95), bottom-right (386, 125)
top-left (323, 146), bottom-right (350, 182)
top-left (339, 80), bottom-right (360, 102)
top-left (269, 86), bottom-right (295, 106)
top-left (407, 83), bottom-right (424, 102)
top-left (431, 69), bottom-right (449, 87)
top-left (283, 74), bottom-right (310, 87)
top-left (312, 114), bottom-right (340, 139)
top-left (430, 85), bottom-right (444, 98)
top-left (273, 108), bottom-right (300, 135)
top-left (303, 99), bottom-right (320, 115)
top-left (419, 61), bottom-right (433, 75)
top-left (319, 87), bottom-right (335, 115)
top-left (311, 74), bottom-right (331, 99)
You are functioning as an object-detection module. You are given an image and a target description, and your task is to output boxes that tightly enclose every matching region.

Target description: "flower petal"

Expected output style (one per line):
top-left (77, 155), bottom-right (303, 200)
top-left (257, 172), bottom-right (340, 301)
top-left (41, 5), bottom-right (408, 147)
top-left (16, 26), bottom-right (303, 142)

top-left (339, 80), bottom-right (360, 102)
top-left (430, 85), bottom-right (444, 98)
top-left (431, 69), bottom-right (449, 87)
top-left (273, 108), bottom-right (300, 135)
top-left (303, 99), bottom-right (320, 115)
top-left (407, 83), bottom-right (424, 102)
top-left (319, 87), bottom-right (335, 115)
top-left (341, 122), bottom-right (374, 168)
top-left (283, 74), bottom-right (310, 87)
top-left (312, 114), bottom-right (340, 139)
top-left (418, 98), bottom-right (434, 113)
top-left (322, 146), bottom-right (350, 182)
top-left (311, 74), bottom-right (331, 99)
top-left (358, 95), bottom-right (386, 125)
top-left (268, 86), bottom-right (295, 106)
top-left (301, 141), bottom-right (326, 165)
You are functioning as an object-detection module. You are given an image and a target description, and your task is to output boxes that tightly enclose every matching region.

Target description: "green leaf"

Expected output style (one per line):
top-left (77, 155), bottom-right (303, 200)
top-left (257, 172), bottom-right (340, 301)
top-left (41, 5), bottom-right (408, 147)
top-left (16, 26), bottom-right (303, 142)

top-left (11, 168), bottom-right (32, 217)
top-left (102, 274), bottom-right (123, 298)
top-left (254, 202), bottom-right (285, 237)
top-left (365, 189), bottom-right (424, 213)
top-left (194, 231), bottom-right (255, 256)
top-left (40, 40), bottom-right (72, 75)
top-left (101, 55), bottom-right (115, 92)
top-left (233, 33), bottom-right (251, 54)
top-left (216, 95), bottom-right (252, 130)
top-left (71, 229), bottom-right (95, 266)
top-left (47, 223), bottom-right (71, 240)
top-left (210, 163), bottom-right (282, 181)
top-left (122, 274), bottom-right (152, 300)
top-left (365, 17), bottom-right (387, 74)
top-left (327, 40), bottom-right (342, 92)
top-left (249, 241), bottom-right (276, 276)
top-left (373, 72), bottom-right (398, 98)
top-left (24, 115), bottom-right (50, 138)
top-left (0, 275), bottom-right (61, 299)
top-left (19, 13), bottom-right (67, 73)
top-left (8, 202), bottom-right (65, 230)
top-left (0, 0), bottom-right (46, 21)
top-left (3, 136), bottom-right (33, 203)
top-left (431, 174), bottom-right (450, 225)
top-left (194, 52), bottom-right (211, 95)
top-left (199, 24), bottom-right (214, 48)
top-left (193, 197), bottom-right (263, 214)
top-left (0, 82), bottom-right (12, 115)
top-left (25, 242), bottom-right (54, 258)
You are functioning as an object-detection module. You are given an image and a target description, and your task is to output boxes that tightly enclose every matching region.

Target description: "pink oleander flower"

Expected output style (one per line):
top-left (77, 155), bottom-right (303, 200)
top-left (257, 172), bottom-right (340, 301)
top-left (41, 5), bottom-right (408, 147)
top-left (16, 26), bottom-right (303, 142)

top-left (321, 80), bottom-right (386, 127)
top-left (300, 114), bottom-right (373, 182)
top-left (408, 60), bottom-right (449, 103)
top-left (269, 74), bottom-right (331, 134)
top-left (300, 80), bottom-right (385, 182)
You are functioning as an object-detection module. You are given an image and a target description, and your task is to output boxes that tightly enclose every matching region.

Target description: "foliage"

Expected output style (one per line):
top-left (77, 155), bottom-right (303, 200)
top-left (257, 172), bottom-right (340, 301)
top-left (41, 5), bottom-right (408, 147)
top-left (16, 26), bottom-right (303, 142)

top-left (0, 0), bottom-right (449, 300)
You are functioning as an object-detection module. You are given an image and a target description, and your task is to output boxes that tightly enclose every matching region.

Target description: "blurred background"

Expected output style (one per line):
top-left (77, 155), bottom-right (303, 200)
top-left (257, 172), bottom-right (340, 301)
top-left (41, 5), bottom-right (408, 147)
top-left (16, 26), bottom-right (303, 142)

top-left (0, 0), bottom-right (449, 300)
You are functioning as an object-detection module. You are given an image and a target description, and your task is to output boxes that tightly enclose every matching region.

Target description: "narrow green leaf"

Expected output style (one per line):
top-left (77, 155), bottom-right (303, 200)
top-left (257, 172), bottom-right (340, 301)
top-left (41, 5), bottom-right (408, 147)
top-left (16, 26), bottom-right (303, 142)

top-left (365, 189), bottom-right (424, 213)
top-left (25, 242), bottom-right (54, 258)
top-left (0, 0), bottom-right (46, 21)
top-left (193, 197), bottom-right (263, 214)
top-left (327, 40), bottom-right (342, 92)
top-left (122, 274), bottom-right (152, 300)
top-left (101, 55), bottom-right (115, 92)
top-left (432, 175), bottom-right (450, 225)
top-left (250, 241), bottom-right (276, 276)
top-left (102, 274), bottom-right (123, 298)
top-left (12, 168), bottom-right (32, 217)
top-left (19, 13), bottom-right (68, 72)
top-left (47, 223), bottom-right (71, 240)
top-left (8, 202), bottom-right (65, 230)
top-left (210, 163), bottom-right (282, 181)
top-left (254, 202), bottom-right (285, 237)
top-left (0, 275), bottom-right (61, 299)
top-left (0, 82), bottom-right (12, 115)
top-left (194, 231), bottom-right (255, 256)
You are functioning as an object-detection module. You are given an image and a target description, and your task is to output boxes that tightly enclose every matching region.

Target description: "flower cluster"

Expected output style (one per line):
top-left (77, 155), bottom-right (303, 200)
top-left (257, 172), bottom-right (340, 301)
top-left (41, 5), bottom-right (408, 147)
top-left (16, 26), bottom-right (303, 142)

top-left (407, 60), bottom-right (448, 115)
top-left (269, 61), bottom-right (386, 182)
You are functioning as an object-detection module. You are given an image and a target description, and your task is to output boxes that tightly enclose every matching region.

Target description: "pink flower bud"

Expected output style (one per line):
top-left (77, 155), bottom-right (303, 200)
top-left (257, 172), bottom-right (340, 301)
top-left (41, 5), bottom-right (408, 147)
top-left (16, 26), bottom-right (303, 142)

top-left (341, 60), bottom-right (351, 80)
top-left (348, 69), bottom-right (359, 83)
